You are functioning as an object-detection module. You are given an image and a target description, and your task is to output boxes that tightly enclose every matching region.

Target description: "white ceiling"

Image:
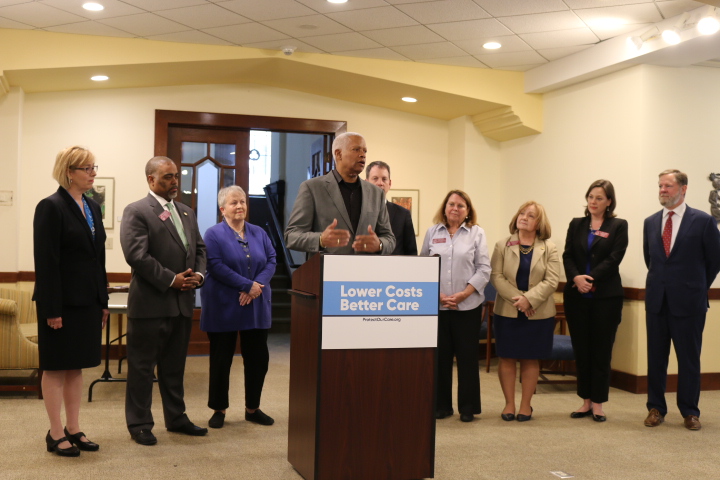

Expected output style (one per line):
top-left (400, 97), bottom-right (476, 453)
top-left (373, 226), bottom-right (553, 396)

top-left (0, 0), bottom-right (712, 71)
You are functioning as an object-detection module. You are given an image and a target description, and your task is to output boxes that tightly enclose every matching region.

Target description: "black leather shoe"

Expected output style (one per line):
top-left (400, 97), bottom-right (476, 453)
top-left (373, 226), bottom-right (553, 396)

top-left (435, 409), bottom-right (454, 419)
top-left (131, 429), bottom-right (157, 446)
top-left (501, 413), bottom-right (516, 422)
top-left (570, 410), bottom-right (593, 419)
top-left (168, 422), bottom-right (208, 436)
top-left (592, 414), bottom-right (607, 422)
top-left (460, 413), bottom-right (474, 422)
top-left (245, 409), bottom-right (274, 426)
top-left (64, 427), bottom-right (99, 451)
top-left (46, 431), bottom-right (80, 457)
top-left (517, 407), bottom-right (533, 422)
top-left (208, 411), bottom-right (225, 429)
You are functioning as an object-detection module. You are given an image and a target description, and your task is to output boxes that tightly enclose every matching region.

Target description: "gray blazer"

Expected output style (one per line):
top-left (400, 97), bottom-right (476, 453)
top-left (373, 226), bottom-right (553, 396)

top-left (285, 172), bottom-right (395, 255)
top-left (120, 193), bottom-right (207, 318)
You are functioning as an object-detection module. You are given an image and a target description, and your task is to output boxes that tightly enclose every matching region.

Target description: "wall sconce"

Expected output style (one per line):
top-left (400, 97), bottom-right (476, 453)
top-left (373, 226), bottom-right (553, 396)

top-left (628, 26), bottom-right (659, 50)
top-left (662, 12), bottom-right (690, 45)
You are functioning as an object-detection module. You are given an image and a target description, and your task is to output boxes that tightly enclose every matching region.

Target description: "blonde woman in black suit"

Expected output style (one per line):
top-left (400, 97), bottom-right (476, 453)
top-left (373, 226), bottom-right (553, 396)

top-left (563, 180), bottom-right (628, 422)
top-left (33, 146), bottom-right (109, 456)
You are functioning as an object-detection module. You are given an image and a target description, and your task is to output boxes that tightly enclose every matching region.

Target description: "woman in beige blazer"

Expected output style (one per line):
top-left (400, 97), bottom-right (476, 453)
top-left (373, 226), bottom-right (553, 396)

top-left (490, 201), bottom-right (560, 422)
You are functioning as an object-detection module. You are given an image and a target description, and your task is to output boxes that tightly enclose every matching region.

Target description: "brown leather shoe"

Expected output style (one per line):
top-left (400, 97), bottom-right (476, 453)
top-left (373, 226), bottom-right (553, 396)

top-left (684, 415), bottom-right (701, 431)
top-left (644, 408), bottom-right (665, 427)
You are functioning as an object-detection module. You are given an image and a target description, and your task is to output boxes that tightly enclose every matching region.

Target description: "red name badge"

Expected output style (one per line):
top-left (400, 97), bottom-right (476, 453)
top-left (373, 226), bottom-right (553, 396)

top-left (506, 240), bottom-right (520, 246)
top-left (159, 210), bottom-right (171, 221)
top-left (433, 238), bottom-right (446, 244)
top-left (594, 230), bottom-right (609, 238)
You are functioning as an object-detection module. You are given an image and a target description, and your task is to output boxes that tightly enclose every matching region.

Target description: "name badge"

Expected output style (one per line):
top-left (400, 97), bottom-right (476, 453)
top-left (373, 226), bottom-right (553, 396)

top-left (432, 238), bottom-right (446, 244)
top-left (594, 230), bottom-right (609, 238)
top-left (159, 210), bottom-right (171, 221)
top-left (506, 240), bottom-right (520, 246)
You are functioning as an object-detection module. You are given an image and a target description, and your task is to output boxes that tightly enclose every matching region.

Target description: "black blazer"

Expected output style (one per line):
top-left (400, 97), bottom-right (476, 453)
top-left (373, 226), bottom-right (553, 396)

top-left (643, 205), bottom-right (720, 316)
top-left (33, 187), bottom-right (108, 320)
top-left (563, 216), bottom-right (628, 299)
top-left (387, 201), bottom-right (417, 255)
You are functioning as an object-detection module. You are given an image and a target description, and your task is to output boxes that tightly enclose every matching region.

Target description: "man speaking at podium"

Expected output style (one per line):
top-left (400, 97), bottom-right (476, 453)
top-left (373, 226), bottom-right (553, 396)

top-left (285, 132), bottom-right (395, 256)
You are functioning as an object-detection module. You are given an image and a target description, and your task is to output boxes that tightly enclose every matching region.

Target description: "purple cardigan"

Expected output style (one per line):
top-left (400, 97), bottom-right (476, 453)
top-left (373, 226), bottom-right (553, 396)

top-left (200, 221), bottom-right (276, 332)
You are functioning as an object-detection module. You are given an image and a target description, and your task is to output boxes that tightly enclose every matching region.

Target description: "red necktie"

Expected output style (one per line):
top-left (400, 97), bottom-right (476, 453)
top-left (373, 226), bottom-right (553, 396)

top-left (662, 211), bottom-right (674, 257)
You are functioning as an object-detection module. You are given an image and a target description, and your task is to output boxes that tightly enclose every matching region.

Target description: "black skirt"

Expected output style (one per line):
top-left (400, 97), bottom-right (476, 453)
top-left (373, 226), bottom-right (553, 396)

top-left (38, 304), bottom-right (102, 370)
top-left (493, 313), bottom-right (555, 360)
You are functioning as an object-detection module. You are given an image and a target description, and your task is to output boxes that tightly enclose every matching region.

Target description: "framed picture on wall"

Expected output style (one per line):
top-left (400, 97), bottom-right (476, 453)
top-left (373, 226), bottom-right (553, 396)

top-left (388, 189), bottom-right (419, 236)
top-left (86, 177), bottom-right (115, 230)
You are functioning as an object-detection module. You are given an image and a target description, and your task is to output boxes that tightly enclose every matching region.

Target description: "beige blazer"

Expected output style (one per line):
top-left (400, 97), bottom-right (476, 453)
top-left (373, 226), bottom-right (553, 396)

top-left (490, 233), bottom-right (560, 320)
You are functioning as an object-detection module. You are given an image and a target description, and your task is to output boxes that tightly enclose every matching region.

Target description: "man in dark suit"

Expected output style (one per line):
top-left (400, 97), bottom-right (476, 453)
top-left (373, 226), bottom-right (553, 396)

top-left (643, 169), bottom-right (720, 431)
top-left (285, 132), bottom-right (395, 255)
top-left (120, 156), bottom-right (207, 445)
top-left (365, 161), bottom-right (418, 256)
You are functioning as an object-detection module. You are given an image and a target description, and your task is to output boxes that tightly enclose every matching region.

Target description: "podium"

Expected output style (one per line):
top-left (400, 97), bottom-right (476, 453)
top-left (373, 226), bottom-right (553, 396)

top-left (288, 254), bottom-right (439, 480)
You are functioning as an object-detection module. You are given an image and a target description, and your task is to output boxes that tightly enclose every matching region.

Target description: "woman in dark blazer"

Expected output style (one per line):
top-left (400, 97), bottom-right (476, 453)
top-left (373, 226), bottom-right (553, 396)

top-left (563, 179), bottom-right (628, 422)
top-left (200, 185), bottom-right (277, 429)
top-left (33, 146), bottom-right (109, 457)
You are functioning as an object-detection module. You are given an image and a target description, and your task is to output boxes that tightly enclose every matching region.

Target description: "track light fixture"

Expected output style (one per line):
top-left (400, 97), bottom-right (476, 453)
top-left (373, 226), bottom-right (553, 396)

top-left (698, 6), bottom-right (720, 35)
top-left (628, 26), bottom-right (659, 50)
top-left (661, 12), bottom-right (690, 45)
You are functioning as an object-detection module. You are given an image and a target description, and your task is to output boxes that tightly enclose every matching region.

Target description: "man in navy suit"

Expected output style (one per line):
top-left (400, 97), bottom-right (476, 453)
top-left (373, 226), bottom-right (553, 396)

top-left (365, 161), bottom-right (417, 256)
top-left (643, 169), bottom-right (720, 430)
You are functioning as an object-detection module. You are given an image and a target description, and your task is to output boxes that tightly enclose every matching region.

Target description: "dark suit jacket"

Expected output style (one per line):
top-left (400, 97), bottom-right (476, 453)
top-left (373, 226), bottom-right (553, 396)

top-left (120, 193), bottom-right (206, 319)
top-left (643, 205), bottom-right (720, 316)
top-left (387, 201), bottom-right (417, 255)
top-left (563, 216), bottom-right (628, 299)
top-left (33, 187), bottom-right (108, 320)
top-left (284, 171), bottom-right (395, 255)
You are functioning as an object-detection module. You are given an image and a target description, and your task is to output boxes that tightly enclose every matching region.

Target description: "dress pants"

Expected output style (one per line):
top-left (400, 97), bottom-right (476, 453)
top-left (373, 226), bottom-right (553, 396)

top-left (437, 307), bottom-right (482, 415)
top-left (565, 295), bottom-right (623, 403)
top-left (125, 315), bottom-right (192, 434)
top-left (207, 329), bottom-right (269, 411)
top-left (646, 299), bottom-right (705, 417)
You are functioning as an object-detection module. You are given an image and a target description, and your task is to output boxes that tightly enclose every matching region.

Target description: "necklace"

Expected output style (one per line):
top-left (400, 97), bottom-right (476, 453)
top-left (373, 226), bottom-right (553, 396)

top-left (519, 244), bottom-right (534, 255)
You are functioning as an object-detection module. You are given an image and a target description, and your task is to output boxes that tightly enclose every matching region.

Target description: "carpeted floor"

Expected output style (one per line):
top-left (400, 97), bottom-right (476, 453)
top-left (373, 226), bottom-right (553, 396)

top-left (1, 333), bottom-right (719, 479)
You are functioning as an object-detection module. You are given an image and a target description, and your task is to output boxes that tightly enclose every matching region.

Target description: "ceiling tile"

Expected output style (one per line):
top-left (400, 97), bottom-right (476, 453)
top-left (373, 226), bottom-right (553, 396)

top-left (98, 13), bottom-right (193, 36)
top-left (38, 0), bottom-right (145, 19)
top-left (421, 55), bottom-right (489, 67)
top-left (117, 0), bottom-right (208, 11)
top-left (202, 22), bottom-right (290, 44)
top-left (44, 20), bottom-right (136, 37)
top-left (242, 38), bottom-right (324, 53)
top-left (391, 41), bottom-right (467, 60)
top-left (361, 25), bottom-right (444, 46)
top-left (334, 47), bottom-right (410, 61)
top-left (0, 0), bottom-right (31, 6)
top-left (396, 0), bottom-right (490, 24)
top-left (520, 27), bottom-right (598, 49)
top-left (385, 0), bottom-right (437, 4)
top-left (427, 18), bottom-right (512, 41)
top-left (146, 29), bottom-right (234, 45)
top-left (154, 4), bottom-right (251, 29)
top-left (500, 63), bottom-right (545, 71)
top-left (564, 0), bottom-right (656, 8)
top-left (299, 32), bottom-right (383, 52)
top-left (573, 3), bottom-right (663, 28)
top-left (536, 44), bottom-right (592, 61)
top-left (589, 21), bottom-right (652, 41)
top-left (326, 6), bottom-right (418, 30)
top-left (472, 0), bottom-right (568, 17)
top-left (0, 2), bottom-right (86, 27)
top-left (0, 15), bottom-right (32, 28)
top-left (261, 14), bottom-right (351, 37)
top-left (499, 11), bottom-right (585, 34)
top-left (295, 0), bottom-right (390, 14)
top-left (215, 0), bottom-right (317, 21)
top-left (656, 1), bottom-right (706, 20)
top-left (453, 34), bottom-right (532, 54)
top-left (474, 49), bottom-right (546, 67)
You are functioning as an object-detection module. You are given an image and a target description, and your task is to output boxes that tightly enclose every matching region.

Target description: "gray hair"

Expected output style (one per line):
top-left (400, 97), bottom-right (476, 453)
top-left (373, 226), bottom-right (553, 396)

top-left (331, 132), bottom-right (364, 160)
top-left (145, 156), bottom-right (174, 179)
top-left (218, 185), bottom-right (246, 208)
top-left (659, 169), bottom-right (688, 187)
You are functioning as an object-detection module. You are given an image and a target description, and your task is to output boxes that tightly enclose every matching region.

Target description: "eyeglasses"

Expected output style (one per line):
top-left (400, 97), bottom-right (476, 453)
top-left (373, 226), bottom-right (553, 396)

top-left (71, 165), bottom-right (99, 174)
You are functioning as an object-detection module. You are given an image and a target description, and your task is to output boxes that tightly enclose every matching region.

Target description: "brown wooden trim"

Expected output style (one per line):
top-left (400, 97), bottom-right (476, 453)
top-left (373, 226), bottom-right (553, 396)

top-left (0, 272), bottom-right (19, 282)
top-left (18, 271), bottom-right (35, 282)
top-left (0, 272), bottom-right (131, 283)
top-left (107, 272), bottom-right (131, 283)
top-left (610, 370), bottom-right (720, 394)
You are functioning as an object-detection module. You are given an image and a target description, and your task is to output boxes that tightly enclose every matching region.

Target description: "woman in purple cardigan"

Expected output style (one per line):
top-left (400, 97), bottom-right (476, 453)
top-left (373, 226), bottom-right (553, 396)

top-left (200, 185), bottom-right (277, 429)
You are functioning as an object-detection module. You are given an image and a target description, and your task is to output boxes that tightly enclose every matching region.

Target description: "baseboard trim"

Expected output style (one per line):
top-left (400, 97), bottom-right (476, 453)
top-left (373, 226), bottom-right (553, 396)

top-left (610, 370), bottom-right (720, 394)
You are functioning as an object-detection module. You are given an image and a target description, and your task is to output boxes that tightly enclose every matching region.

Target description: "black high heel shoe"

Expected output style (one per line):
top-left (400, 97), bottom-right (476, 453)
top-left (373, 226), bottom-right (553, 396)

top-left (64, 427), bottom-right (100, 451)
top-left (46, 431), bottom-right (80, 457)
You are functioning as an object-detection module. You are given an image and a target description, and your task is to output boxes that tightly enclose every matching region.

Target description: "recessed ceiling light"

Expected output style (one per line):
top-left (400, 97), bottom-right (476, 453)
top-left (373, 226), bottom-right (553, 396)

top-left (483, 41), bottom-right (501, 50)
top-left (91, 75), bottom-right (109, 81)
top-left (82, 2), bottom-right (104, 11)
top-left (402, 97), bottom-right (417, 103)
top-left (327, 0), bottom-right (348, 3)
